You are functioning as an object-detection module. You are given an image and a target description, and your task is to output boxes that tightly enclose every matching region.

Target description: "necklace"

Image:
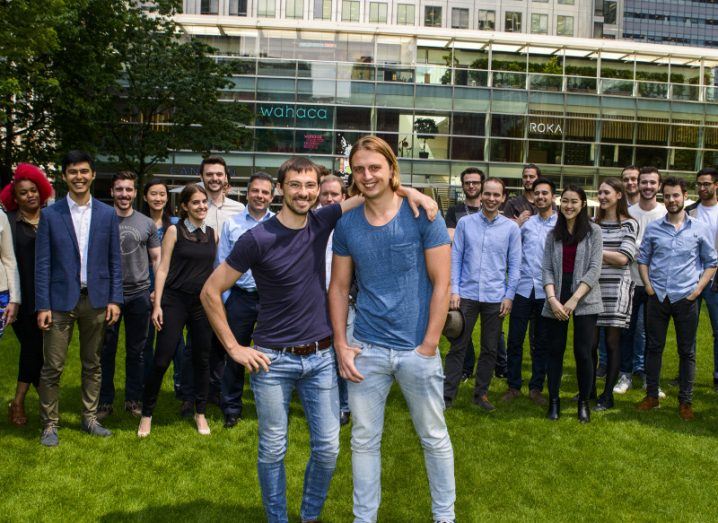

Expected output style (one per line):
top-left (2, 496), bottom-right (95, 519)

top-left (19, 211), bottom-right (40, 228)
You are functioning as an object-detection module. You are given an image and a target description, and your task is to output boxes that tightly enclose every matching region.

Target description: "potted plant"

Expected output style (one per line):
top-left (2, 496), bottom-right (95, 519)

top-left (414, 118), bottom-right (438, 158)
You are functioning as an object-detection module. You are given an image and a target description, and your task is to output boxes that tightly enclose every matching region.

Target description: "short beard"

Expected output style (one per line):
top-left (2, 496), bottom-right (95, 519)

top-left (667, 204), bottom-right (684, 215)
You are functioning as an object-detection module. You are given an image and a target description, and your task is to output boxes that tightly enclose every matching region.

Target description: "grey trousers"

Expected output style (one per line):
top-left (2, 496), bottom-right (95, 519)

top-left (443, 299), bottom-right (502, 402)
top-left (39, 295), bottom-right (107, 428)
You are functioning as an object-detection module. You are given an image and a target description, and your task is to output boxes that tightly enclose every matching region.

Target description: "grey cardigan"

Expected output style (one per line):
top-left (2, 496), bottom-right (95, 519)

top-left (541, 221), bottom-right (604, 318)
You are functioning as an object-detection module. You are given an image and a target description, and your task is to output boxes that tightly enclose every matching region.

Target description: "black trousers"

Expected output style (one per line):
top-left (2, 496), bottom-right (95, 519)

top-left (645, 294), bottom-right (698, 404)
top-left (444, 298), bottom-right (502, 402)
top-left (13, 309), bottom-right (44, 386)
top-left (142, 289), bottom-right (212, 416)
top-left (544, 277), bottom-right (597, 401)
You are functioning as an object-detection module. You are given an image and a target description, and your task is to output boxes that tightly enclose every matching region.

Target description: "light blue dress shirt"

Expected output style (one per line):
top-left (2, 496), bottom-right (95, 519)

top-left (515, 212), bottom-right (558, 300)
top-left (451, 211), bottom-right (522, 303)
top-left (637, 214), bottom-right (718, 303)
top-left (216, 208), bottom-right (274, 297)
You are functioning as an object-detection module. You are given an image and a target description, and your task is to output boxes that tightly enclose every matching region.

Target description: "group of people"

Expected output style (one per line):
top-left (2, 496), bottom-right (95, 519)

top-left (444, 162), bottom-right (718, 423)
top-left (0, 137), bottom-right (716, 523)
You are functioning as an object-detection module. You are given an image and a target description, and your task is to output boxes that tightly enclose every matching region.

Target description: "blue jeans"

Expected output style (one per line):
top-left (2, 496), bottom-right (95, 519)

top-left (348, 339), bottom-right (455, 523)
top-left (619, 285), bottom-right (647, 374)
top-left (100, 290), bottom-right (151, 404)
top-left (338, 305), bottom-right (356, 414)
top-left (697, 285), bottom-right (718, 380)
top-left (250, 345), bottom-right (340, 523)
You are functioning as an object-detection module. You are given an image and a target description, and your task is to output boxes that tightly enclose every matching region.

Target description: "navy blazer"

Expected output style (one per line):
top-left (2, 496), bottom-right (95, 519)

top-left (35, 196), bottom-right (123, 312)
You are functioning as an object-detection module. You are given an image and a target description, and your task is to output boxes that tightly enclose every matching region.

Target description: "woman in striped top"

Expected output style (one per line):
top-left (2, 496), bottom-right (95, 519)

top-left (593, 178), bottom-right (638, 411)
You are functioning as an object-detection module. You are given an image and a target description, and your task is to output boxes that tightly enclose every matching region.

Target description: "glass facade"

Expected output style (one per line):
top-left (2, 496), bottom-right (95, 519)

top-left (169, 21), bottom-right (718, 193)
top-left (623, 0), bottom-right (718, 47)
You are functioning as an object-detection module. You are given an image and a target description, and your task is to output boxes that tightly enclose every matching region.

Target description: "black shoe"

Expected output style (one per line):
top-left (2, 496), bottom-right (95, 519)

top-left (340, 411), bottom-right (351, 426)
top-left (595, 365), bottom-right (607, 379)
top-left (592, 395), bottom-right (614, 412)
top-left (180, 400), bottom-right (194, 418)
top-left (223, 414), bottom-right (241, 428)
top-left (578, 400), bottom-right (591, 423)
top-left (546, 398), bottom-right (560, 420)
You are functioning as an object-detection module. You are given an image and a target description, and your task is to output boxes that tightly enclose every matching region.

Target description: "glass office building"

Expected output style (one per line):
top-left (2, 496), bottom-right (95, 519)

top-left (622, 0), bottom-right (718, 48)
top-left (166, 15), bottom-right (718, 192)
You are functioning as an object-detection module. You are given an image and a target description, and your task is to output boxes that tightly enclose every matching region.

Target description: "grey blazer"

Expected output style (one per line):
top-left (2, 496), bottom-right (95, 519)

top-left (541, 221), bottom-right (604, 318)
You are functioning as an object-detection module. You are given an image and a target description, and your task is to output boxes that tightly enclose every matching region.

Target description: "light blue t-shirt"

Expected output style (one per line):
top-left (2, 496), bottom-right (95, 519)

top-left (332, 198), bottom-right (451, 350)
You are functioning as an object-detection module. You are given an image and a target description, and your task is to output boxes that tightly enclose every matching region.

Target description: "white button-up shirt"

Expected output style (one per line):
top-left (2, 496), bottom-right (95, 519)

top-left (205, 195), bottom-right (245, 234)
top-left (67, 195), bottom-right (92, 287)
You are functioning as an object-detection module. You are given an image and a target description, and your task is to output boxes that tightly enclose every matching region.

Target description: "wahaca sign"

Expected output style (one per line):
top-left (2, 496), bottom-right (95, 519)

top-left (259, 105), bottom-right (330, 120)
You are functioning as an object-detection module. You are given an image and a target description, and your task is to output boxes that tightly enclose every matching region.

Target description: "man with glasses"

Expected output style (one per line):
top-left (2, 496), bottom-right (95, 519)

top-left (685, 167), bottom-right (718, 392)
top-left (445, 167), bottom-right (483, 241)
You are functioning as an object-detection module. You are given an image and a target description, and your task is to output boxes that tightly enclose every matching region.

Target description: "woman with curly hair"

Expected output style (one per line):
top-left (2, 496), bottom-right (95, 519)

top-left (1, 163), bottom-right (53, 426)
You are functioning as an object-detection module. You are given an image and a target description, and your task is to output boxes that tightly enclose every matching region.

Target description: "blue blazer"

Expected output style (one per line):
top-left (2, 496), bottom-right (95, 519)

top-left (35, 196), bottom-right (123, 312)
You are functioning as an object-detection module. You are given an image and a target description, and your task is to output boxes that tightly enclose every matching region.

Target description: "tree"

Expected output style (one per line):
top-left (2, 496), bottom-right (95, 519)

top-left (414, 118), bottom-right (439, 158)
top-left (52, 1), bottom-right (252, 184)
top-left (0, 0), bottom-right (64, 185)
top-left (1, 1), bottom-right (252, 187)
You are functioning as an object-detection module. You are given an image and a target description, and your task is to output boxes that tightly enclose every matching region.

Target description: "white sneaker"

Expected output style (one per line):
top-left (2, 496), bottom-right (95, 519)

top-left (641, 381), bottom-right (667, 399)
top-left (613, 374), bottom-right (632, 394)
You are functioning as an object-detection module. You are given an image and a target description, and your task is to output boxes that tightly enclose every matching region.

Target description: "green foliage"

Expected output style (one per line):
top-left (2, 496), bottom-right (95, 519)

top-left (0, 0), bottom-right (65, 184)
top-left (1, 0), bottom-right (251, 186)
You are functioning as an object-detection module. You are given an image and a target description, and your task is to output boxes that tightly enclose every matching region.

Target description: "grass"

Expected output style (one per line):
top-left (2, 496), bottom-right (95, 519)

top-left (2, 313), bottom-right (718, 522)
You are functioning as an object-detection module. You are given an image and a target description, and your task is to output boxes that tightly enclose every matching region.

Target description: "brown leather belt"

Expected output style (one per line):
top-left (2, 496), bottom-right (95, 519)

top-left (269, 336), bottom-right (332, 356)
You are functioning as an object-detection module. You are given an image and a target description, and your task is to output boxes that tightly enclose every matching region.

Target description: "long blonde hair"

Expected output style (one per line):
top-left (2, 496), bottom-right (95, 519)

top-left (348, 136), bottom-right (401, 197)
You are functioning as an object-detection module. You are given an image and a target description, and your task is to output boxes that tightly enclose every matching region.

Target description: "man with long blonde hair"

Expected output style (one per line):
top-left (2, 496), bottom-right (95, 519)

top-left (329, 136), bottom-right (455, 523)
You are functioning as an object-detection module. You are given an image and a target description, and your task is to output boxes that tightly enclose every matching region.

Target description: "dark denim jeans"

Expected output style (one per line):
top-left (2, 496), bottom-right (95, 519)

top-left (463, 332), bottom-right (507, 376)
top-left (645, 295), bottom-right (699, 403)
top-left (696, 286), bottom-right (718, 380)
top-left (619, 285), bottom-right (648, 374)
top-left (219, 287), bottom-right (260, 416)
top-left (444, 299), bottom-right (502, 402)
top-left (100, 290), bottom-right (151, 404)
top-left (506, 292), bottom-right (548, 391)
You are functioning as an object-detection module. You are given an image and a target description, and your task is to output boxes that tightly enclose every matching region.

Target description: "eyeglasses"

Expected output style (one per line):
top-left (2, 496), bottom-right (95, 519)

top-left (696, 182), bottom-right (716, 188)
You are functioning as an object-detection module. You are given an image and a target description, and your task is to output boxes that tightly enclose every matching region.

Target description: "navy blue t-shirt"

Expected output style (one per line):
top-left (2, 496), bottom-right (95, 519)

top-left (225, 204), bottom-right (342, 347)
top-left (333, 199), bottom-right (450, 350)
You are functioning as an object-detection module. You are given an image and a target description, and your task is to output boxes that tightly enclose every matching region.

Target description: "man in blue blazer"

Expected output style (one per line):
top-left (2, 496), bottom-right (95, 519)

top-left (35, 150), bottom-right (123, 447)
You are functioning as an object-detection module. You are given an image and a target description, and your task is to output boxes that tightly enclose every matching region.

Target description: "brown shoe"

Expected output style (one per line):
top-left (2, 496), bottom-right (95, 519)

top-left (8, 401), bottom-right (28, 426)
top-left (501, 388), bottom-right (521, 402)
top-left (636, 396), bottom-right (660, 411)
top-left (474, 394), bottom-right (496, 411)
top-left (528, 389), bottom-right (548, 406)
top-left (679, 402), bottom-right (694, 421)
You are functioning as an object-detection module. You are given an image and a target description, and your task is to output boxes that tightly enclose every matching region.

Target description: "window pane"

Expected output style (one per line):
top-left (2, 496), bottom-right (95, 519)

top-left (314, 0), bottom-right (331, 19)
top-left (201, 0), bottom-right (219, 14)
top-left (557, 16), bottom-right (574, 36)
top-left (451, 137), bottom-right (485, 160)
top-left (558, 0), bottom-right (575, 4)
top-left (451, 8), bottom-right (469, 29)
top-left (490, 139), bottom-right (524, 162)
top-left (599, 145), bottom-right (633, 167)
top-left (258, 0), bottom-right (276, 16)
top-left (229, 0), bottom-right (248, 16)
top-left (286, 0), bottom-right (303, 18)
top-left (478, 10), bottom-right (495, 30)
top-left (564, 143), bottom-right (595, 165)
top-left (453, 112), bottom-right (486, 136)
top-left (528, 141), bottom-right (562, 164)
top-left (425, 6), bottom-right (442, 27)
top-left (369, 2), bottom-right (387, 23)
top-left (531, 14), bottom-right (548, 34)
top-left (505, 12), bottom-right (522, 32)
top-left (603, 1), bottom-right (617, 24)
top-left (397, 3), bottom-right (415, 25)
top-left (341, 0), bottom-right (359, 21)
top-left (336, 106), bottom-right (371, 130)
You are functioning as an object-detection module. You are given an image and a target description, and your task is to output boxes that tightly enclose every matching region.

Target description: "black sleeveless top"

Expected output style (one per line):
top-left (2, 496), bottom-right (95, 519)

top-left (165, 221), bottom-right (216, 295)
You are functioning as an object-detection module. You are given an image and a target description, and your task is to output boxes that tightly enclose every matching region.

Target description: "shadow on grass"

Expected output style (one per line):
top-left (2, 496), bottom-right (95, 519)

top-left (99, 500), bottom-right (265, 522)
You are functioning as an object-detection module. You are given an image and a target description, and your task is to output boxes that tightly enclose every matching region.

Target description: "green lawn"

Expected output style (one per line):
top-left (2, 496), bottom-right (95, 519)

top-left (2, 314), bottom-right (718, 522)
